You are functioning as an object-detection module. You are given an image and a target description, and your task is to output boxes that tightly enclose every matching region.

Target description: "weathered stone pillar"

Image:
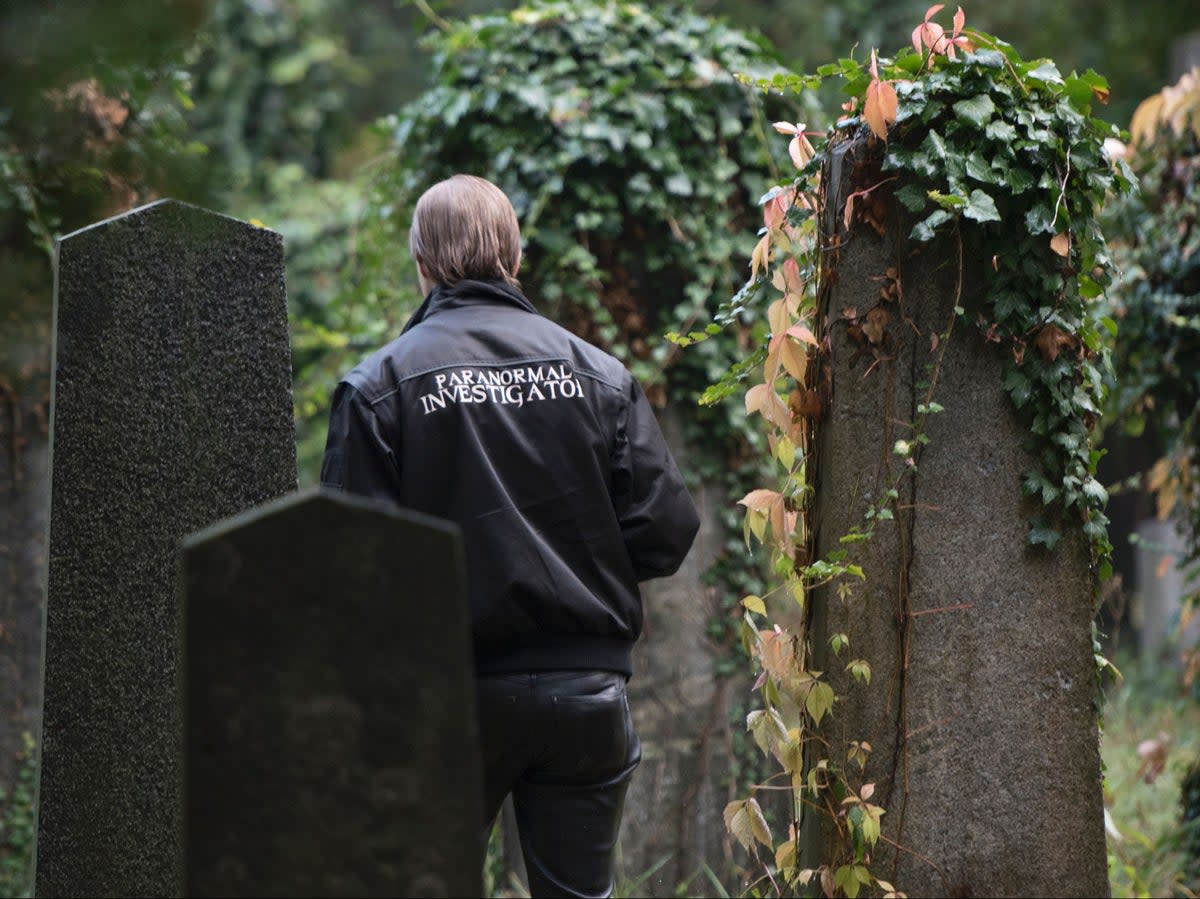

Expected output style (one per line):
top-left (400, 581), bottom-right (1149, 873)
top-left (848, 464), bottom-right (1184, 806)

top-left (806, 140), bottom-right (1109, 897)
top-left (624, 408), bottom-right (748, 896)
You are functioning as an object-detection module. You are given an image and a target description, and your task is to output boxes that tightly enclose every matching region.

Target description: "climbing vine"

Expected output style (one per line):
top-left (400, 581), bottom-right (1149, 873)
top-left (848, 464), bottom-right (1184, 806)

top-left (684, 5), bottom-right (1131, 895)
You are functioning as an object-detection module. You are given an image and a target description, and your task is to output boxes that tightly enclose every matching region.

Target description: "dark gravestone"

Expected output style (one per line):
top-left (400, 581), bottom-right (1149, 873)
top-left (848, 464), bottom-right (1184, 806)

top-left (38, 200), bottom-right (296, 897)
top-left (182, 488), bottom-right (482, 898)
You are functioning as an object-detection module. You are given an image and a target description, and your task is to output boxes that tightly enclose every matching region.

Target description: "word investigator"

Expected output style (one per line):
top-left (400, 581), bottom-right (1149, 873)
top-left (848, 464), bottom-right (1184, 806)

top-left (418, 362), bottom-right (585, 415)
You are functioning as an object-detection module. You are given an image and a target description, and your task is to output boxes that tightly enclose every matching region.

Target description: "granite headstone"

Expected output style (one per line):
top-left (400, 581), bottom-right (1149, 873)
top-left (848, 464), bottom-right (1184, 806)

top-left (37, 200), bottom-right (297, 896)
top-left (182, 488), bottom-right (482, 898)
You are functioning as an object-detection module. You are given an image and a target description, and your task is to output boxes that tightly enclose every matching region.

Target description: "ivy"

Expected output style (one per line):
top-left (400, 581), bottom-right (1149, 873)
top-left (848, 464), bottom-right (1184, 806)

top-left (375, 0), bottom-right (802, 399)
top-left (688, 6), bottom-right (1131, 895)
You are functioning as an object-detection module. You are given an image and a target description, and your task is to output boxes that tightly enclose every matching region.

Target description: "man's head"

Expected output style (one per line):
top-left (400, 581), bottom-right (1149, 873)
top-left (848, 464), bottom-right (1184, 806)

top-left (409, 174), bottom-right (522, 294)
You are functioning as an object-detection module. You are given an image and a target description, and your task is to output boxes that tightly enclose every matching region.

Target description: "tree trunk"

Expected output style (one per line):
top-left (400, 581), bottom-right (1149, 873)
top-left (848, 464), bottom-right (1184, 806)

top-left (804, 139), bottom-right (1109, 898)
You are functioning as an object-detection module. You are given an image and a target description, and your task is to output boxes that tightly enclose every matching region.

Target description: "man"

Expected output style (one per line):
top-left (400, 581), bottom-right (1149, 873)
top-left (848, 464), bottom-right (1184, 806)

top-left (321, 174), bottom-right (699, 898)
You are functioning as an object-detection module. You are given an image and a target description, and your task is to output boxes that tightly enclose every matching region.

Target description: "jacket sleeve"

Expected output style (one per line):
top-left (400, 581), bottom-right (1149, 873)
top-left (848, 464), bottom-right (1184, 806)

top-left (610, 376), bottom-right (701, 581)
top-left (319, 382), bottom-right (403, 501)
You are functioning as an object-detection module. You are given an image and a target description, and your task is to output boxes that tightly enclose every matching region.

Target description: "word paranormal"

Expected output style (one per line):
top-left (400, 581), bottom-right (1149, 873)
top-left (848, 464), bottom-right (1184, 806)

top-left (417, 362), bottom-right (585, 415)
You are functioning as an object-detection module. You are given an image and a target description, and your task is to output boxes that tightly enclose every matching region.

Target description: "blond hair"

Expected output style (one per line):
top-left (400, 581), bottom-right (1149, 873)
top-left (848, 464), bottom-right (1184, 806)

top-left (409, 175), bottom-right (522, 289)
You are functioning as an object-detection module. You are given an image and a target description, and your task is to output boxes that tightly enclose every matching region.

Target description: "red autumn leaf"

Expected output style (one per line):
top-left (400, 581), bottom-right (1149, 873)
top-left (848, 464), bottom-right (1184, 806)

top-left (787, 323), bottom-right (819, 346)
top-left (789, 388), bottom-right (822, 419)
top-left (863, 51), bottom-right (898, 141)
top-left (739, 489), bottom-right (782, 512)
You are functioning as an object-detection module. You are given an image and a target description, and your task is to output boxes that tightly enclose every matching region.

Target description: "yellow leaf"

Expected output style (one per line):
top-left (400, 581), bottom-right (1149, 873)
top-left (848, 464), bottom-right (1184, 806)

top-left (768, 298), bottom-right (790, 336)
top-left (780, 339), bottom-right (808, 384)
top-left (775, 434), bottom-right (796, 468)
top-left (775, 840), bottom-right (797, 875)
top-left (1130, 93), bottom-right (1165, 145)
top-left (723, 800), bottom-right (755, 851)
top-left (747, 797), bottom-right (773, 848)
top-left (1050, 232), bottom-right (1071, 257)
top-left (750, 232), bottom-right (770, 279)
top-left (742, 594), bottom-right (767, 616)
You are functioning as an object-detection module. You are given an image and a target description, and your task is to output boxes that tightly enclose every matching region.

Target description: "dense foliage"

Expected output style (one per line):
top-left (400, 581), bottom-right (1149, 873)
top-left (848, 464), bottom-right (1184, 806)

top-left (377, 0), bottom-right (790, 395)
top-left (1102, 69), bottom-right (1200, 568)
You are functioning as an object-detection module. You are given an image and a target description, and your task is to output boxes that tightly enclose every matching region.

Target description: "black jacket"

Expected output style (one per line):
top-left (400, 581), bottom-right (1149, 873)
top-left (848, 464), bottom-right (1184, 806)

top-left (320, 279), bottom-right (700, 676)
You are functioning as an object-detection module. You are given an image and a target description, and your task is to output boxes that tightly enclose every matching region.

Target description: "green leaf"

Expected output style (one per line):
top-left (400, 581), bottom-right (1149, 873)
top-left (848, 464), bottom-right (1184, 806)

top-left (895, 182), bottom-right (928, 212)
top-left (1029, 522), bottom-right (1062, 550)
top-left (985, 120), bottom-right (1018, 143)
top-left (834, 865), bottom-right (870, 899)
top-left (664, 173), bottom-right (693, 196)
top-left (953, 94), bottom-right (996, 128)
top-left (805, 681), bottom-right (835, 725)
top-left (847, 659), bottom-right (872, 684)
top-left (963, 189), bottom-right (1001, 223)
top-left (1025, 61), bottom-right (1064, 85)
top-left (911, 209), bottom-right (953, 242)
top-left (1082, 478), bottom-right (1109, 505)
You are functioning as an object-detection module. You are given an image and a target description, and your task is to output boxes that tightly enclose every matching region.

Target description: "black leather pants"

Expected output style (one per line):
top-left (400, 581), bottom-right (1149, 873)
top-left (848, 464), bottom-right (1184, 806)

top-left (476, 670), bottom-right (641, 899)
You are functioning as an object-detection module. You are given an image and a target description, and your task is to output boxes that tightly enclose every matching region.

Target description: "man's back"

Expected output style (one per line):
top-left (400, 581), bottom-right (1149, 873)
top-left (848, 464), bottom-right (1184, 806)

top-left (322, 277), bottom-right (697, 676)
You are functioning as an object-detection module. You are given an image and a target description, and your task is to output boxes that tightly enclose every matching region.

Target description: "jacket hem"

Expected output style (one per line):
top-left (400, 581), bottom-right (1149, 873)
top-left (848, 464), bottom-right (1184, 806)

top-left (475, 634), bottom-right (634, 677)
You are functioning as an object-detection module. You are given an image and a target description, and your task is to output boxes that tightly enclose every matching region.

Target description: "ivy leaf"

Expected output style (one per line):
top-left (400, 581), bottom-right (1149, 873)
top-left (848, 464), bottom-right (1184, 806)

top-left (963, 189), bottom-right (1001, 223)
top-left (953, 93), bottom-right (995, 127)
top-left (985, 119), bottom-right (1018, 142)
top-left (1029, 521), bottom-right (1062, 550)
top-left (1082, 478), bottom-right (1109, 505)
top-left (664, 172), bottom-right (693, 196)
top-left (911, 209), bottom-right (953, 241)
top-left (895, 182), bottom-right (928, 211)
top-left (1025, 61), bottom-right (1064, 85)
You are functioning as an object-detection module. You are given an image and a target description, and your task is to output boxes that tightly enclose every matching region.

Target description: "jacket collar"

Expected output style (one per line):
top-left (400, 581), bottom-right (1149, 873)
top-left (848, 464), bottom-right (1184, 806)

top-left (401, 279), bottom-right (536, 335)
